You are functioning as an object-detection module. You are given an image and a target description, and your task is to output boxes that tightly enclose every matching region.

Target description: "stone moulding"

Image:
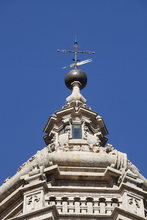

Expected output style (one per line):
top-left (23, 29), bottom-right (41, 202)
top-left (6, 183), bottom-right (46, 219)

top-left (0, 161), bottom-right (147, 219)
top-left (0, 144), bottom-right (147, 204)
top-left (7, 205), bottom-right (58, 220)
top-left (49, 151), bottom-right (115, 167)
top-left (4, 204), bottom-right (147, 220)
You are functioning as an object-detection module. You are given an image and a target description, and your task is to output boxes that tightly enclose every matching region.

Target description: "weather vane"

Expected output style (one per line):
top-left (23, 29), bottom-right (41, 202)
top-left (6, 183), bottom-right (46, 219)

top-left (57, 41), bottom-right (95, 69)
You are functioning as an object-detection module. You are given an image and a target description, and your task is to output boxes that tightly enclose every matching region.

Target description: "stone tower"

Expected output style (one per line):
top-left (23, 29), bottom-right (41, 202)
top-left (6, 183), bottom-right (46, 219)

top-left (0, 42), bottom-right (147, 220)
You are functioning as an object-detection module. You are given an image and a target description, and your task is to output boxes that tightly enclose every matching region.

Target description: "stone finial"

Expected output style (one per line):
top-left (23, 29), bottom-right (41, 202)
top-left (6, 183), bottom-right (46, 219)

top-left (66, 82), bottom-right (86, 105)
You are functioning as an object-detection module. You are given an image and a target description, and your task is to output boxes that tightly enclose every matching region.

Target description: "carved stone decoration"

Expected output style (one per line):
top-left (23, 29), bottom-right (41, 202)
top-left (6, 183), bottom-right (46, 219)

top-left (87, 133), bottom-right (99, 148)
top-left (44, 195), bottom-right (122, 215)
top-left (127, 195), bottom-right (142, 214)
top-left (66, 84), bottom-right (87, 105)
top-left (122, 192), bottom-right (144, 217)
top-left (58, 133), bottom-right (69, 148)
top-left (23, 190), bottom-right (44, 213)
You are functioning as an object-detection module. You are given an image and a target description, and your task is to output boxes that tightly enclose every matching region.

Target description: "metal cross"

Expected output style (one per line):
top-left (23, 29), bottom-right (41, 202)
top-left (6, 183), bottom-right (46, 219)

top-left (57, 41), bottom-right (95, 69)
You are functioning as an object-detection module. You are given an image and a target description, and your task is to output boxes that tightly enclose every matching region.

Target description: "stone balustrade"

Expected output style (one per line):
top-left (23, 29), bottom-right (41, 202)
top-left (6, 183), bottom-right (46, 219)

top-left (46, 196), bottom-right (121, 215)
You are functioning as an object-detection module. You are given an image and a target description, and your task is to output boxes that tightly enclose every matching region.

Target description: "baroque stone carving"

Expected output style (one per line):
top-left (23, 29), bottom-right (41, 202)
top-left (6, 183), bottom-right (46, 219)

top-left (127, 195), bottom-right (141, 214)
top-left (24, 191), bottom-right (43, 213)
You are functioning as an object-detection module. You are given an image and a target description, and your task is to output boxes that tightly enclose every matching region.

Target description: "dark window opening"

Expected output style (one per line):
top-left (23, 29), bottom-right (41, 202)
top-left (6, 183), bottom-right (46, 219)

top-left (72, 124), bottom-right (82, 139)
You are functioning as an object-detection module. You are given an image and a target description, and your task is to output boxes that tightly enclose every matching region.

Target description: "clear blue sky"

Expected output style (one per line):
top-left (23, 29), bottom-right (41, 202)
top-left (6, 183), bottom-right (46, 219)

top-left (0, 0), bottom-right (147, 184)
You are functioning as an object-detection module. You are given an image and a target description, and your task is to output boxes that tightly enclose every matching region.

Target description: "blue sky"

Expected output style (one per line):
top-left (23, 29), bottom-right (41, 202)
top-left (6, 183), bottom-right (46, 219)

top-left (0, 0), bottom-right (147, 184)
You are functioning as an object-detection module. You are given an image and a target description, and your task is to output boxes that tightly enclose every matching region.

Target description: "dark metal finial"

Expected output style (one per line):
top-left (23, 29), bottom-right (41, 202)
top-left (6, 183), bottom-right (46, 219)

top-left (57, 41), bottom-right (95, 69)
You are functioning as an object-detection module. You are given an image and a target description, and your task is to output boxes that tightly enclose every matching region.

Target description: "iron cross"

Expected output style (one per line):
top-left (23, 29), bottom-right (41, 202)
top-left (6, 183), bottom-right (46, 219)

top-left (57, 41), bottom-right (95, 69)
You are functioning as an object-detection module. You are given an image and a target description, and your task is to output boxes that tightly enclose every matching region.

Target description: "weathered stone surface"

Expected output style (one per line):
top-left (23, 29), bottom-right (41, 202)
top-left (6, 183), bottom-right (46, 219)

top-left (0, 83), bottom-right (147, 220)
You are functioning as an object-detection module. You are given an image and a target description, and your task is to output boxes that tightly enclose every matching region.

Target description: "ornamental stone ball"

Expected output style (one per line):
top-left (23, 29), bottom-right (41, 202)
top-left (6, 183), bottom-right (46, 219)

top-left (65, 68), bottom-right (87, 90)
